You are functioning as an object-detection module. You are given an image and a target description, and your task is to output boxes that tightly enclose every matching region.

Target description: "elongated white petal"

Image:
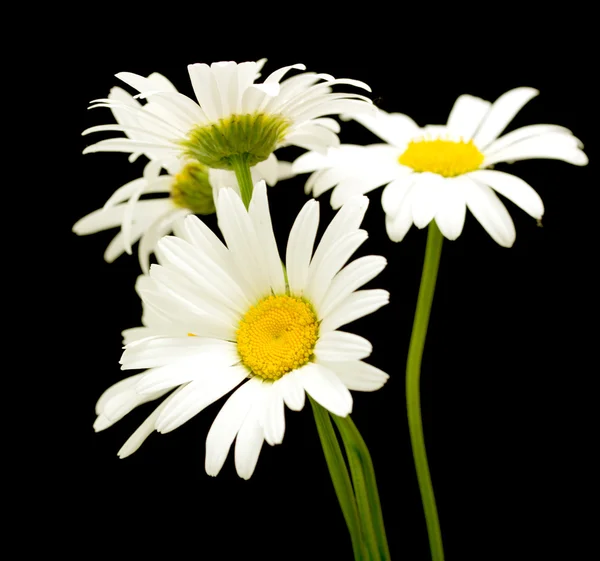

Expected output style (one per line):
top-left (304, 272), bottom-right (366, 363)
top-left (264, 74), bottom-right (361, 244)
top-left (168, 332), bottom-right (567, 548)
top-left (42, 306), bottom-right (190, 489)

top-left (484, 124), bottom-right (574, 156)
top-left (385, 184), bottom-right (417, 242)
top-left (319, 255), bottom-right (387, 319)
top-left (276, 369), bottom-right (306, 411)
top-left (118, 387), bottom-right (185, 458)
top-left (248, 181), bottom-right (286, 293)
top-left (410, 173), bottom-right (446, 229)
top-left (348, 109), bottom-right (419, 146)
top-left (467, 170), bottom-right (544, 218)
top-left (156, 365), bottom-right (248, 434)
top-left (446, 94), bottom-right (492, 140)
top-left (216, 188), bottom-right (270, 301)
top-left (235, 386), bottom-right (268, 479)
top-left (121, 336), bottom-right (237, 370)
top-left (320, 289), bottom-right (390, 333)
top-left (308, 196), bottom-right (368, 283)
top-left (299, 363), bottom-right (353, 417)
top-left (381, 175), bottom-right (416, 216)
top-left (473, 87), bottom-right (539, 148)
top-left (483, 133), bottom-right (588, 166)
top-left (138, 207), bottom-right (189, 274)
top-left (95, 374), bottom-right (144, 415)
top-left (286, 199), bottom-right (320, 295)
top-left (463, 177), bottom-right (516, 247)
top-left (305, 230), bottom-right (368, 309)
top-left (434, 176), bottom-right (468, 240)
top-left (205, 377), bottom-right (263, 477)
top-left (315, 331), bottom-right (372, 362)
top-left (320, 360), bottom-right (389, 392)
top-left (261, 385), bottom-right (286, 446)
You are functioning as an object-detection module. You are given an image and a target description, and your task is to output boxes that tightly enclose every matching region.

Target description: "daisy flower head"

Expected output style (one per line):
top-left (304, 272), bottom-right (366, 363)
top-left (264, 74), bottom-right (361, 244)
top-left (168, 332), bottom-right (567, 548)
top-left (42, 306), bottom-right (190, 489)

top-left (293, 87), bottom-right (588, 247)
top-left (82, 60), bottom-right (373, 176)
top-left (74, 83), bottom-right (293, 271)
top-left (94, 181), bottom-right (390, 479)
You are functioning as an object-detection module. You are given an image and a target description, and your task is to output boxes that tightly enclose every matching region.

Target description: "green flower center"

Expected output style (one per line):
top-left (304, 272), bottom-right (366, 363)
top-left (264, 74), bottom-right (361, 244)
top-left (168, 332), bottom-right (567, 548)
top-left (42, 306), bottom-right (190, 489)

top-left (170, 162), bottom-right (216, 214)
top-left (180, 112), bottom-right (291, 170)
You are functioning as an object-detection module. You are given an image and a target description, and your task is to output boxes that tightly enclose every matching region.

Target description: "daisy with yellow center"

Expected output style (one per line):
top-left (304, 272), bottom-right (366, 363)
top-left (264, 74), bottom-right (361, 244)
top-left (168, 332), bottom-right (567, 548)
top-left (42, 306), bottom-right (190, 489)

top-left (94, 181), bottom-right (389, 479)
top-left (74, 79), bottom-right (293, 271)
top-left (293, 87), bottom-right (588, 246)
top-left (82, 59), bottom-right (373, 206)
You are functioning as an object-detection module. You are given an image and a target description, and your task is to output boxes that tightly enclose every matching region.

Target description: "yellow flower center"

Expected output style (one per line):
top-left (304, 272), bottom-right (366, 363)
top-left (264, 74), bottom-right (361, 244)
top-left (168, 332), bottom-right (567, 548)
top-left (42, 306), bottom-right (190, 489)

top-left (398, 138), bottom-right (484, 177)
top-left (237, 295), bottom-right (319, 381)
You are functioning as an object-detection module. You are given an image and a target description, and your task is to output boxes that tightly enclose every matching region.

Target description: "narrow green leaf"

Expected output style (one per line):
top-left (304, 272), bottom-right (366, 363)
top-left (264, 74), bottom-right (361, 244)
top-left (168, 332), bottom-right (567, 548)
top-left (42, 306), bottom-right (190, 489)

top-left (310, 398), bottom-right (366, 560)
top-left (333, 413), bottom-right (391, 561)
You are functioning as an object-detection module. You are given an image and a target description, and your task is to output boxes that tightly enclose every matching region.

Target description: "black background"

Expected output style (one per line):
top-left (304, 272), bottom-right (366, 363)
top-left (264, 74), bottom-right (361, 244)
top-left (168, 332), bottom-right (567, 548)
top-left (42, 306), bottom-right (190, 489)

top-left (42, 12), bottom-right (595, 561)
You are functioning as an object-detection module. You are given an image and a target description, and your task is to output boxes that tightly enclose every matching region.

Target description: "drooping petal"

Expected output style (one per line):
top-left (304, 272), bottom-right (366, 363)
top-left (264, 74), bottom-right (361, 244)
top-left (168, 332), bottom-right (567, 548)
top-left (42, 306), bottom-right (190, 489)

top-left (463, 177), bottom-right (516, 247)
top-left (467, 169), bottom-right (544, 219)
top-left (299, 363), bottom-right (353, 417)
top-left (205, 377), bottom-right (264, 477)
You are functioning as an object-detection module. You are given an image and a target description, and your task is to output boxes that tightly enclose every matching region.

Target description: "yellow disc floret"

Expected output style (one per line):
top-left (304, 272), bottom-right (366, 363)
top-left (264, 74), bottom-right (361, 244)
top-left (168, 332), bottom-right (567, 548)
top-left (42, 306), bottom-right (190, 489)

top-left (398, 138), bottom-right (484, 177)
top-left (237, 295), bottom-right (319, 381)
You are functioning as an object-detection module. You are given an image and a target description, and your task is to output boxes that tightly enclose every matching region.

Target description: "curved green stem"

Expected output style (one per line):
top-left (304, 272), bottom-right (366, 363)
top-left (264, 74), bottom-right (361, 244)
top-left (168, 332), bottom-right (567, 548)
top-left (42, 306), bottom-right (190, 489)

top-left (310, 399), bottom-right (367, 560)
top-left (229, 153), bottom-right (254, 209)
top-left (406, 221), bottom-right (445, 561)
top-left (332, 413), bottom-right (391, 560)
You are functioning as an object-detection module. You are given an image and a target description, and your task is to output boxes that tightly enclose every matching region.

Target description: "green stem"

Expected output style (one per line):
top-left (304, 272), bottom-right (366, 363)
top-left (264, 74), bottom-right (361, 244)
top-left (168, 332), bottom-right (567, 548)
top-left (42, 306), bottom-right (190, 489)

top-left (332, 413), bottom-right (391, 560)
top-left (310, 398), bottom-right (367, 560)
top-left (406, 221), bottom-right (445, 561)
top-left (229, 153), bottom-right (254, 209)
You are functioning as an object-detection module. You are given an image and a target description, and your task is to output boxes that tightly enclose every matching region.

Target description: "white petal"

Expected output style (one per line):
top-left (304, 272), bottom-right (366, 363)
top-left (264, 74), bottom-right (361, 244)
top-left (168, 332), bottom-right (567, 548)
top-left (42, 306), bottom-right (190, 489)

top-left (348, 109), bottom-right (420, 146)
top-left (434, 176), bottom-right (467, 240)
top-left (205, 377), bottom-right (264, 477)
top-left (235, 386), bottom-right (268, 479)
top-left (314, 331), bottom-right (372, 362)
top-left (463, 177), bottom-right (516, 247)
top-left (381, 175), bottom-right (415, 216)
top-left (320, 289), bottom-right (389, 333)
top-left (285, 199), bottom-right (320, 295)
top-left (467, 170), bottom-right (544, 218)
top-left (260, 384), bottom-right (286, 446)
top-left (483, 133), bottom-right (588, 166)
top-left (216, 189), bottom-right (270, 301)
top-left (308, 196), bottom-right (368, 285)
top-left (188, 63), bottom-right (222, 121)
top-left (411, 173), bottom-right (446, 229)
top-left (155, 365), bottom-right (248, 434)
top-left (117, 387), bottom-right (185, 459)
top-left (157, 235), bottom-right (250, 315)
top-left (319, 255), bottom-right (387, 319)
top-left (299, 363), bottom-right (353, 417)
top-left (473, 87), bottom-right (539, 149)
top-left (446, 94), bottom-right (492, 140)
top-left (276, 369), bottom-right (306, 412)
top-left (320, 360), bottom-right (389, 392)
top-left (484, 124), bottom-right (575, 156)
top-left (248, 181), bottom-right (286, 293)
top-left (95, 374), bottom-right (144, 415)
top-left (385, 185), bottom-right (417, 243)
top-left (121, 336), bottom-right (237, 371)
top-left (138, 207), bottom-right (189, 274)
top-left (305, 230), bottom-right (368, 308)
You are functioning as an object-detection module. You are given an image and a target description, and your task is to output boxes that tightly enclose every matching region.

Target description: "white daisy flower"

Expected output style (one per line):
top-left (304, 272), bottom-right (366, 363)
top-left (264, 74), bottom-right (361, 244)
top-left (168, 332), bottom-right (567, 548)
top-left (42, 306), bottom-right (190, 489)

top-left (94, 181), bottom-right (390, 479)
top-left (74, 83), bottom-right (293, 271)
top-left (82, 60), bottom-right (373, 176)
top-left (293, 87), bottom-right (588, 247)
